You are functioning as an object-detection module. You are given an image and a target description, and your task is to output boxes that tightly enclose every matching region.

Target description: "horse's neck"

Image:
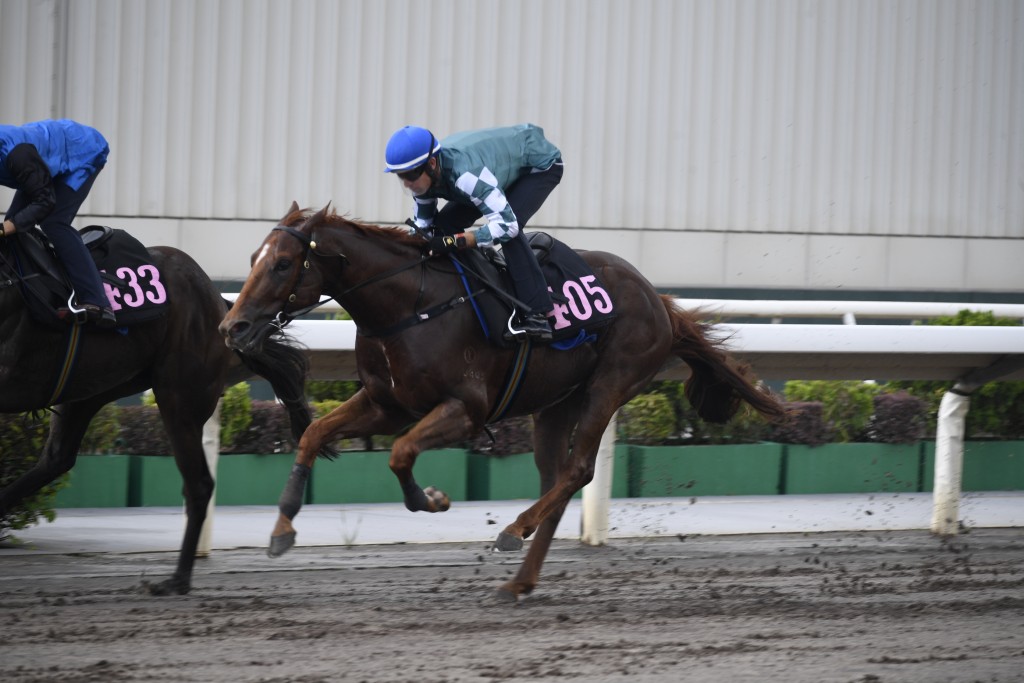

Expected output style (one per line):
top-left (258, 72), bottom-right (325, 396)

top-left (321, 233), bottom-right (451, 331)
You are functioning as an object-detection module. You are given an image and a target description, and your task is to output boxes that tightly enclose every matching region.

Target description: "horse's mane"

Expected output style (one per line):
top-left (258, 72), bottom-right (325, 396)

top-left (290, 206), bottom-right (426, 249)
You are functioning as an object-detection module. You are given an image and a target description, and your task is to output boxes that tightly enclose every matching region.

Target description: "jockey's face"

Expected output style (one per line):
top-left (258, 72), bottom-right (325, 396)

top-left (397, 157), bottom-right (436, 196)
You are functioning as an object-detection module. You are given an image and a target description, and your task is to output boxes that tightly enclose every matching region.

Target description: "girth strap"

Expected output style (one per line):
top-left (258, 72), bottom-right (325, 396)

top-left (46, 323), bottom-right (84, 405)
top-left (487, 339), bottom-right (532, 423)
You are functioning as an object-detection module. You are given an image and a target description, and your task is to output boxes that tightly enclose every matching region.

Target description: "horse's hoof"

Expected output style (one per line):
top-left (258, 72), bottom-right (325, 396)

top-left (493, 585), bottom-right (520, 603)
top-left (494, 530), bottom-right (523, 552)
top-left (268, 531), bottom-right (296, 558)
top-left (424, 486), bottom-right (451, 512)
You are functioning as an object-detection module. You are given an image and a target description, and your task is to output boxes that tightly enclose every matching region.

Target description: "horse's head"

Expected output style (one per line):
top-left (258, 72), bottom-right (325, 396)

top-left (219, 201), bottom-right (330, 351)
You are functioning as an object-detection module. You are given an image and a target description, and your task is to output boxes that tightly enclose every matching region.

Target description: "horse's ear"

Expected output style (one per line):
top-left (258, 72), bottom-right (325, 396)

top-left (313, 201), bottom-right (332, 221)
top-left (282, 201), bottom-right (300, 220)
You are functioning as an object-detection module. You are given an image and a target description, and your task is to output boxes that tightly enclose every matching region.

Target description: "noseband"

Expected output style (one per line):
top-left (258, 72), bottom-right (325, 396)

top-left (270, 224), bottom-right (322, 326)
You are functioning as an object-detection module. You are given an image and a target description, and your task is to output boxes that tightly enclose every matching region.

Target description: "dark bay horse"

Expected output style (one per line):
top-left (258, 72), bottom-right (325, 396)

top-left (0, 239), bottom-right (316, 595)
top-left (220, 203), bottom-right (786, 600)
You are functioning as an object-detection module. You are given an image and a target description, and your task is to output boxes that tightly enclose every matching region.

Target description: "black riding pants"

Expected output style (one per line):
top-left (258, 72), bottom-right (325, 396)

top-left (8, 172), bottom-right (108, 308)
top-left (436, 161), bottom-right (563, 315)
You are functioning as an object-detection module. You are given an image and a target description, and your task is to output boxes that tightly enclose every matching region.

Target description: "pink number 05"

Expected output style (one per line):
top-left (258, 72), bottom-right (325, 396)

top-left (547, 275), bottom-right (613, 329)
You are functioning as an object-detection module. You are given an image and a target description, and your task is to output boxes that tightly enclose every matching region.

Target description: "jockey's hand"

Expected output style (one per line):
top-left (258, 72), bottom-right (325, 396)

top-left (428, 233), bottom-right (467, 255)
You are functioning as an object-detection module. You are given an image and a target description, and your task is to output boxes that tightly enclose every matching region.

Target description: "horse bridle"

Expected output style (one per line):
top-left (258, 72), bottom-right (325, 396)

top-left (269, 224), bottom-right (324, 326)
top-left (268, 223), bottom-right (430, 329)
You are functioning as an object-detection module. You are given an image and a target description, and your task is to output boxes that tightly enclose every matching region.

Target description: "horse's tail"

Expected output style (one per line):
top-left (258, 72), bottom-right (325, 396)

top-left (661, 295), bottom-right (786, 424)
top-left (235, 325), bottom-right (339, 461)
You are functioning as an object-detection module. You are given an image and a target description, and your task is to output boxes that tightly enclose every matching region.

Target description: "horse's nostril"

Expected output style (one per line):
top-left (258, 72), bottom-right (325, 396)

top-left (219, 319), bottom-right (250, 342)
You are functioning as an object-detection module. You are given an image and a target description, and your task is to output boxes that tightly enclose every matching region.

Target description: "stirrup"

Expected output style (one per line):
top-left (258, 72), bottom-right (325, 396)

top-left (82, 303), bottom-right (118, 329)
top-left (59, 293), bottom-right (90, 325)
top-left (503, 311), bottom-right (552, 342)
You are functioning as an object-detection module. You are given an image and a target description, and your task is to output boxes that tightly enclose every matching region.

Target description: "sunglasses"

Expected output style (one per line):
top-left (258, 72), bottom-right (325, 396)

top-left (396, 165), bottom-right (427, 182)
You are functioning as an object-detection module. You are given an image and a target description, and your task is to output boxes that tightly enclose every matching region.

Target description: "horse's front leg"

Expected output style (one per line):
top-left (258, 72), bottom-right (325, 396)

top-left (270, 389), bottom-right (408, 558)
top-left (389, 398), bottom-right (477, 513)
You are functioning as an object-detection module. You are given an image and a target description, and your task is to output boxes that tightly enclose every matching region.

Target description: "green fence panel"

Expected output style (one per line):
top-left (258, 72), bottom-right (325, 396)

top-left (215, 453), bottom-right (297, 505)
top-left (628, 443), bottom-right (784, 497)
top-left (921, 440), bottom-right (1024, 491)
top-left (784, 443), bottom-right (922, 494)
top-left (310, 449), bottom-right (467, 504)
top-left (53, 454), bottom-right (131, 508)
top-left (129, 456), bottom-right (183, 506)
top-left (467, 452), bottom-right (538, 501)
top-left (467, 446), bottom-right (630, 501)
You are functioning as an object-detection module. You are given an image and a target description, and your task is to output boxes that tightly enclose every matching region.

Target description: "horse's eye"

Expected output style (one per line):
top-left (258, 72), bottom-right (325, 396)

top-left (274, 259), bottom-right (291, 273)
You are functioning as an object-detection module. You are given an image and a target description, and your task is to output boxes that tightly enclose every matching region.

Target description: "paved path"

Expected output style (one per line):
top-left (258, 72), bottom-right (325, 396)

top-left (3, 491), bottom-right (1021, 555)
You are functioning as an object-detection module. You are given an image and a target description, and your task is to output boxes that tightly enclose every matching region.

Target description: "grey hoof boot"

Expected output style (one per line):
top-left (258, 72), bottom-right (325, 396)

top-left (494, 530), bottom-right (524, 552)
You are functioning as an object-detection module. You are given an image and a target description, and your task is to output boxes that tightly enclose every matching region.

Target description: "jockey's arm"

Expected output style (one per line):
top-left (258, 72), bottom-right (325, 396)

top-left (412, 195), bottom-right (437, 231)
top-left (457, 182), bottom-right (519, 250)
top-left (3, 143), bottom-right (57, 234)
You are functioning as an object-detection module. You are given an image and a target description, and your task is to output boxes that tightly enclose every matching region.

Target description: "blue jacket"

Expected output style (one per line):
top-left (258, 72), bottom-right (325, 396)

top-left (1, 119), bottom-right (109, 230)
top-left (0, 119), bottom-right (108, 191)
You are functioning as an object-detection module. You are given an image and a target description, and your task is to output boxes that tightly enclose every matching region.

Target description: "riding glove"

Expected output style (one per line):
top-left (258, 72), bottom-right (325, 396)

top-left (428, 234), bottom-right (467, 254)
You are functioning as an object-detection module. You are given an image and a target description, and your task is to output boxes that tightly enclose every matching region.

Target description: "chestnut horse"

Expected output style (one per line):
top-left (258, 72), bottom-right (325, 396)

top-left (220, 203), bottom-right (785, 600)
top-left (0, 238), bottom-right (317, 595)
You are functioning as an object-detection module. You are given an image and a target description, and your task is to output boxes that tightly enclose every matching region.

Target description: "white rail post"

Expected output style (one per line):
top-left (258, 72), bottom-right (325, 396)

top-left (195, 398), bottom-right (221, 557)
top-left (930, 355), bottom-right (1024, 536)
top-left (581, 414), bottom-right (616, 546)
top-left (931, 391), bottom-right (969, 536)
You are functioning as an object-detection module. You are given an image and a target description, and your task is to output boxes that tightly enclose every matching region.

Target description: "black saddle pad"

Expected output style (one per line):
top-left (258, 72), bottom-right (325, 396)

top-left (4, 225), bottom-right (168, 330)
top-left (454, 232), bottom-right (617, 348)
top-left (81, 226), bottom-right (169, 326)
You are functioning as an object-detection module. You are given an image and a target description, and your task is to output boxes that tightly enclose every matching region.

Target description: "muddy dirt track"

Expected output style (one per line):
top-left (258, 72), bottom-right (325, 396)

top-left (1, 529), bottom-right (1022, 683)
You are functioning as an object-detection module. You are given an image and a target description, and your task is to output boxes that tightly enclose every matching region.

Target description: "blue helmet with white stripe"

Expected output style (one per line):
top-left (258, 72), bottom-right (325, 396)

top-left (384, 126), bottom-right (440, 173)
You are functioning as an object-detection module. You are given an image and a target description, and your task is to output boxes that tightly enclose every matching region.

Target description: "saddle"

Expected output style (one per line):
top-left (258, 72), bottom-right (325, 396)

top-left (2, 225), bottom-right (169, 331)
top-left (453, 232), bottom-right (616, 349)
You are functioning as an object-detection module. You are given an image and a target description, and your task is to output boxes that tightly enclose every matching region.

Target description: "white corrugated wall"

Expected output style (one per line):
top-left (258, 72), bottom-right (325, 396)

top-left (2, 0), bottom-right (1022, 288)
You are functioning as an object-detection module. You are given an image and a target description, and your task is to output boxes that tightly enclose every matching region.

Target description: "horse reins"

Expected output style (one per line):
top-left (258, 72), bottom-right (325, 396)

top-left (269, 223), bottom-right (534, 339)
top-left (270, 224), bottom-right (435, 330)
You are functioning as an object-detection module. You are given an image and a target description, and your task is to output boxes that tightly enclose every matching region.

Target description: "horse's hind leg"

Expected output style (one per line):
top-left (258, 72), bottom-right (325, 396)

top-left (493, 392), bottom-right (623, 600)
top-left (146, 388), bottom-right (216, 596)
top-left (495, 399), bottom-right (579, 600)
top-left (0, 401), bottom-right (103, 519)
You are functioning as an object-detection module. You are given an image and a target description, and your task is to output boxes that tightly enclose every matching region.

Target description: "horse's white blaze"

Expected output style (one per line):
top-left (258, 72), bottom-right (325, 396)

top-left (253, 243), bottom-right (272, 269)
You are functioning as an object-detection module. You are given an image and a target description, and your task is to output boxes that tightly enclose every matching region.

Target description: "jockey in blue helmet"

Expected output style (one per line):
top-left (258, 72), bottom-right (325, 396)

top-left (383, 123), bottom-right (563, 342)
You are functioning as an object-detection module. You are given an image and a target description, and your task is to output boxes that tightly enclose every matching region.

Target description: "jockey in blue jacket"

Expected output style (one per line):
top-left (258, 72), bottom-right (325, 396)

top-left (383, 123), bottom-right (563, 341)
top-left (0, 119), bottom-right (116, 328)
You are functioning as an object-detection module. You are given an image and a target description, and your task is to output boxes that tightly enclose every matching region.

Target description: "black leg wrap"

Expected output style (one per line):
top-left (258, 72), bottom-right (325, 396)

top-left (278, 463), bottom-right (311, 520)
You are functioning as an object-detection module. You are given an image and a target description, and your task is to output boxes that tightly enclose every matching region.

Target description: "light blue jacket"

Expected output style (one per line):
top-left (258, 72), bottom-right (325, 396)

top-left (412, 124), bottom-right (560, 246)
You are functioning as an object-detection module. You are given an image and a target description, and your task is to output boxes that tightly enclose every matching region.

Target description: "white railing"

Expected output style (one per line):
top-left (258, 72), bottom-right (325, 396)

top-left (225, 294), bottom-right (1024, 325)
top-left (673, 298), bottom-right (1024, 324)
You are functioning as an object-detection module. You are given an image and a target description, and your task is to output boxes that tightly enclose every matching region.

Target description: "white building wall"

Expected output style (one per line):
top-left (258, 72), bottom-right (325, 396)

top-left (1, 0), bottom-right (1022, 291)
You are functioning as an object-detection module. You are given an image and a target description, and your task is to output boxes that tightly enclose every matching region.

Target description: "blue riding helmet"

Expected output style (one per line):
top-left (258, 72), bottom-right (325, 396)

top-left (384, 126), bottom-right (441, 173)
